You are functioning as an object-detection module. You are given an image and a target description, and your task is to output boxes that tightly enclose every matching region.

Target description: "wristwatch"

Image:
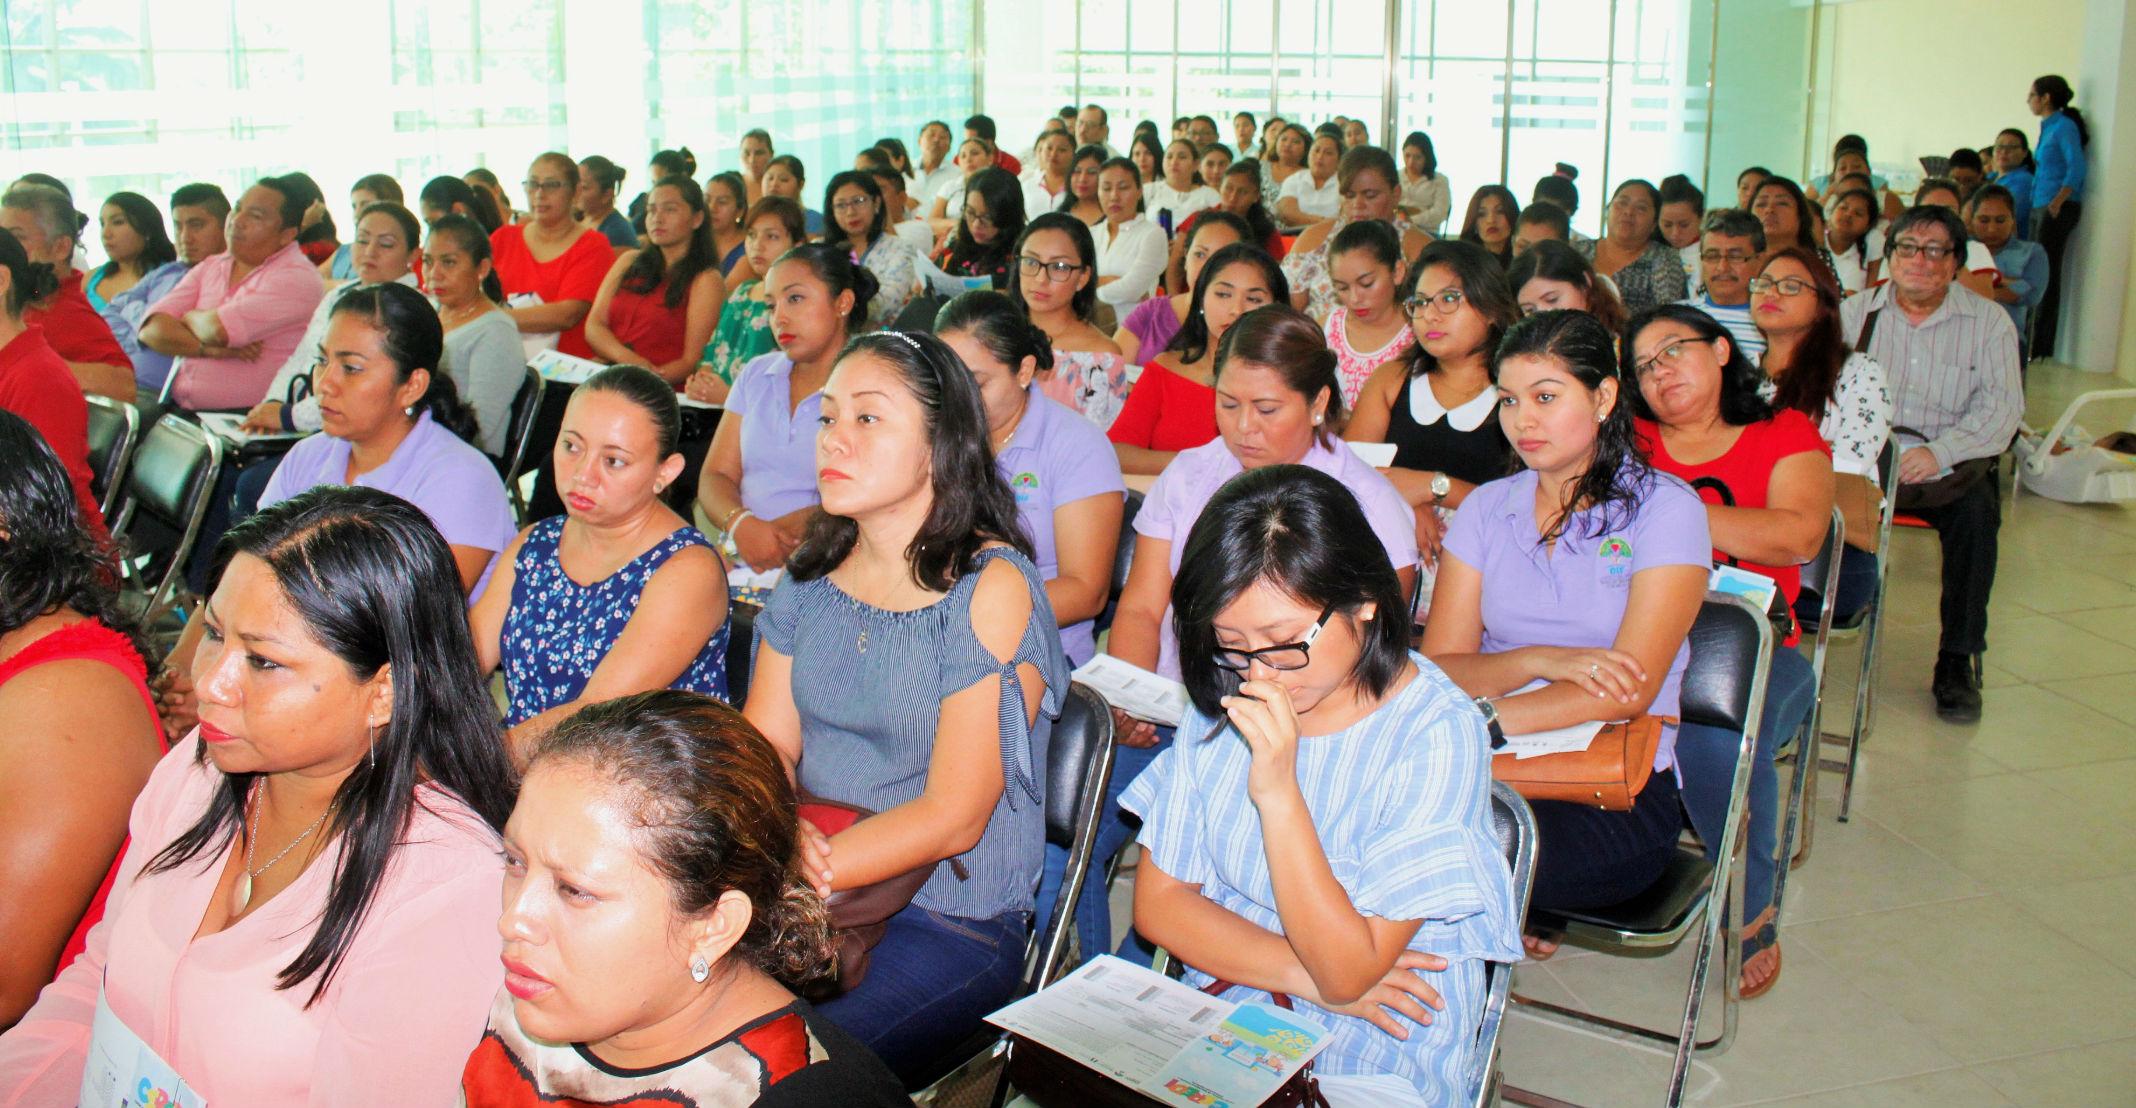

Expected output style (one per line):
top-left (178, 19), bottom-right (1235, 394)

top-left (1429, 471), bottom-right (1453, 503)
top-left (1474, 696), bottom-right (1505, 749)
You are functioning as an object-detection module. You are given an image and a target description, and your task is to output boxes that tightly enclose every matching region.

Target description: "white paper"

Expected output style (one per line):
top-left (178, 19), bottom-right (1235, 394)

top-left (81, 986), bottom-right (208, 1108)
top-left (527, 348), bottom-right (605, 385)
top-left (916, 250), bottom-right (996, 298)
top-left (1346, 440), bottom-right (1398, 467)
top-left (728, 563), bottom-right (782, 592)
top-left (1072, 654), bottom-right (1189, 727)
top-left (986, 956), bottom-right (1330, 1107)
top-left (196, 411), bottom-right (302, 447)
top-left (1496, 719), bottom-right (1607, 760)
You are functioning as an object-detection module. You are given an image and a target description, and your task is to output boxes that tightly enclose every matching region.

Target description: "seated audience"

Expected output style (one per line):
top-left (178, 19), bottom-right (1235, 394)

top-left (938, 291), bottom-right (1125, 667)
top-left (0, 485), bottom-right (515, 1104)
top-left (462, 691), bottom-right (906, 1106)
top-left (743, 331), bottom-right (1068, 1085)
top-left (575, 155), bottom-right (636, 248)
top-left (909, 121), bottom-right (959, 207)
top-left (1130, 464), bottom-right (1521, 1108)
top-left (1946, 148), bottom-right (1986, 201)
top-left (466, 166), bottom-right (523, 226)
top-left (101, 182), bottom-right (221, 399)
top-left (1658, 175), bottom-right (1706, 288)
top-left (1022, 128), bottom-right (1075, 216)
top-left (932, 167), bottom-right (1025, 290)
top-left (1231, 110), bottom-right (1257, 159)
top-left (1626, 304), bottom-right (1834, 999)
top-left (1511, 203), bottom-right (1570, 256)
top-left (1275, 130), bottom-right (1343, 226)
top-left (1009, 213), bottom-right (1130, 429)
top-left (965, 113), bottom-right (1022, 176)
top-left (1058, 144), bottom-right (1107, 226)
top-left (1822, 186), bottom-right (1877, 294)
top-left (760, 155), bottom-right (824, 240)
top-left (0, 232), bottom-right (106, 536)
top-left (1966, 184), bottom-right (2047, 342)
top-left (320, 174), bottom-right (403, 281)
top-left (627, 146), bottom-right (695, 234)
top-left (586, 175), bottom-right (728, 386)
top-left (1903, 178), bottom-right (2000, 299)
top-left (1077, 103), bottom-right (1116, 158)
top-left (1108, 243), bottom-right (1287, 476)
top-left (419, 174), bottom-right (504, 234)
top-left (1117, 210), bottom-right (1245, 363)
top-left (1321, 220), bottom-right (1417, 407)
top-left (492, 152), bottom-right (615, 359)
top-left (1736, 165), bottom-right (1773, 210)
top-left (1527, 173), bottom-right (1589, 248)
top-left (1165, 163), bottom-right (1284, 292)
top-left (697, 245), bottom-right (875, 581)
top-left (472, 366), bottom-right (729, 761)
top-left (1398, 130), bottom-right (1451, 232)
top-left (1129, 131), bottom-right (1166, 185)
top-left (1749, 176), bottom-right (1839, 285)
top-left (1806, 136), bottom-right (1884, 203)
top-left (925, 136), bottom-right (1002, 241)
top-left (1197, 143), bottom-right (1233, 192)
top-left (1988, 128), bottom-right (2035, 232)
top-left (1682, 208), bottom-right (1767, 359)
top-left (740, 129), bottom-right (775, 205)
top-left (1422, 308), bottom-right (1708, 954)
top-left (1284, 146), bottom-right (1432, 323)
top-left (822, 170), bottom-right (920, 329)
top-left (1093, 158), bottom-right (1167, 309)
top-left (1458, 185), bottom-right (1519, 268)
top-left (1103, 306), bottom-right (1419, 960)
top-left (867, 166), bottom-right (934, 258)
top-left (424, 213), bottom-right (529, 459)
top-left (2, 185), bottom-right (137, 402)
top-left (0, 411), bottom-right (162, 1026)
top-left (1754, 247), bottom-right (1891, 622)
top-left (706, 171), bottom-right (751, 275)
top-left (1507, 239), bottom-right (1626, 332)
top-left (1577, 179), bottom-right (1686, 313)
top-left (691, 196), bottom-right (805, 403)
top-left (1262, 123), bottom-right (1308, 200)
top-left (1146, 139), bottom-right (1218, 225)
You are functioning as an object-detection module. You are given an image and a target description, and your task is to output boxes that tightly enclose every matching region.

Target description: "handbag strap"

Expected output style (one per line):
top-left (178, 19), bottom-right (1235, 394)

top-left (1853, 307), bottom-right (1881, 354)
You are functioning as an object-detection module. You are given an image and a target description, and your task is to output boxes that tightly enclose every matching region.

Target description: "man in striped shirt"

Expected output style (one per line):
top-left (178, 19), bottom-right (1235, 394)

top-left (1681, 209), bottom-right (1766, 362)
top-left (1841, 206), bottom-right (2022, 722)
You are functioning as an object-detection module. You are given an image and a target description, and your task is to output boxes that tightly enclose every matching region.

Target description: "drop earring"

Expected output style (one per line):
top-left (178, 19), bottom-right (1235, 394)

top-left (690, 955), bottom-right (710, 983)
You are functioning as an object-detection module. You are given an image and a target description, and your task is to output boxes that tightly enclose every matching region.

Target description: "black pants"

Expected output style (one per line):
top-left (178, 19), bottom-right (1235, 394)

top-left (1528, 770), bottom-right (1684, 913)
top-left (2030, 200), bottom-right (2081, 359)
top-left (1908, 469), bottom-right (2001, 656)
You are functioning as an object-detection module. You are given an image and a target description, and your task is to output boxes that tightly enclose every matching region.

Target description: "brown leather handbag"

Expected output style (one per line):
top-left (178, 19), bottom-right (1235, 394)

top-left (1006, 979), bottom-right (1331, 1108)
top-left (797, 793), bottom-right (966, 994)
top-left (1491, 715), bottom-right (1670, 811)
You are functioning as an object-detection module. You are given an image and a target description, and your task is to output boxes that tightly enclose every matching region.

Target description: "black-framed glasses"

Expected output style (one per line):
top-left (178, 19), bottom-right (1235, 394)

top-left (1747, 276), bottom-right (1813, 296)
top-left (963, 209), bottom-right (997, 230)
top-left (1891, 240), bottom-right (1955, 261)
top-left (1700, 249), bottom-right (1756, 265)
top-left (1017, 255), bottom-right (1085, 282)
top-left (831, 197), bottom-right (875, 214)
top-left (1403, 286), bottom-right (1465, 318)
top-left (1632, 336), bottom-right (1714, 379)
top-left (1212, 606), bottom-right (1335, 672)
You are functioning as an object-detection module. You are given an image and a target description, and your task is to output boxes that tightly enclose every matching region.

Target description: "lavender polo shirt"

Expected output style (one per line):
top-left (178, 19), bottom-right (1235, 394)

top-left (724, 351), bottom-right (824, 521)
top-left (996, 392), bottom-right (1127, 665)
top-left (1441, 468), bottom-right (1711, 771)
top-left (1135, 438), bottom-right (1420, 680)
top-left (259, 411), bottom-right (519, 600)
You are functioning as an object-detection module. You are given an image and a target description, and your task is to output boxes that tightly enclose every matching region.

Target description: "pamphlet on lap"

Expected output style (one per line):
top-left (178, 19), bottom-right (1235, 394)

top-left (1708, 563), bottom-right (1779, 614)
top-left (527, 348), bottom-right (604, 385)
top-left (1072, 655), bottom-right (1189, 727)
top-left (196, 411), bottom-right (302, 447)
top-left (1488, 680), bottom-right (1617, 759)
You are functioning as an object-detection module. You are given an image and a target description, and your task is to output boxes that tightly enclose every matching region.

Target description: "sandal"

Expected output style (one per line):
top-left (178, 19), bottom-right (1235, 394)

top-left (1739, 915), bottom-right (1783, 999)
top-left (1522, 930), bottom-right (1563, 961)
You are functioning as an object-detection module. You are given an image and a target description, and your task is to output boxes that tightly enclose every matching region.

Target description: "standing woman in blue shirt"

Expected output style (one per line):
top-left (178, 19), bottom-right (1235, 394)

top-left (2025, 74), bottom-right (2088, 359)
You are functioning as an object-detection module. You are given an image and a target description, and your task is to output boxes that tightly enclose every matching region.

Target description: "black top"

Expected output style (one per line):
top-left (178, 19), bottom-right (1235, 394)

top-left (1387, 372), bottom-right (1516, 486)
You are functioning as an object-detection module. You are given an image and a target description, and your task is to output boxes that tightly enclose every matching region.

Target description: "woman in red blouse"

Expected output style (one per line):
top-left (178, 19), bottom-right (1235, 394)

top-left (491, 152), bottom-right (616, 359)
top-left (585, 176), bottom-right (727, 388)
top-left (1107, 243), bottom-right (1286, 476)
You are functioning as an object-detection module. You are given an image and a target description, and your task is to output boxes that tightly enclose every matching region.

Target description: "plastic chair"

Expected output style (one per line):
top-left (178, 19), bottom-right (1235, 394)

top-left (1802, 441), bottom-right (1900, 823)
top-left (82, 393), bottom-right (140, 519)
top-left (500, 366), bottom-right (547, 522)
top-left (1774, 507), bottom-right (1844, 895)
top-left (109, 415), bottom-right (225, 625)
top-left (1470, 782), bottom-right (1538, 1108)
top-left (1505, 593), bottom-right (1774, 1108)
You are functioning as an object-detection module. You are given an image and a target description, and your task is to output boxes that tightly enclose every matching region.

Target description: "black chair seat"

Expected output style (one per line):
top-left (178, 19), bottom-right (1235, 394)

top-left (1531, 846), bottom-right (1713, 941)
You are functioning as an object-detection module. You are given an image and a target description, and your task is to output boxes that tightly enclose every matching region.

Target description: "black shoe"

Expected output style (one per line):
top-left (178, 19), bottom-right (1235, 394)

top-left (1932, 652), bottom-right (1983, 722)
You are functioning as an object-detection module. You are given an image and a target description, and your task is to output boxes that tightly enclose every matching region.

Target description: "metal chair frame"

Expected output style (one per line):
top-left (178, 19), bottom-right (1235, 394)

top-left (1774, 506), bottom-right (1844, 889)
top-left (83, 393), bottom-right (141, 519)
top-left (1020, 682), bottom-right (1120, 994)
top-left (1807, 441), bottom-right (1901, 822)
top-left (109, 415), bottom-right (225, 626)
top-left (1468, 782), bottom-right (1539, 1108)
top-left (501, 366), bottom-right (547, 522)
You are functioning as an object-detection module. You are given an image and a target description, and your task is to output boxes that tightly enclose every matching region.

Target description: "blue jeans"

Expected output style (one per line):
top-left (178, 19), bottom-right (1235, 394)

top-left (812, 903), bottom-right (1028, 1088)
top-left (1674, 645), bottom-right (1816, 927)
top-left (1795, 544), bottom-right (1878, 627)
top-left (1034, 725), bottom-right (1171, 964)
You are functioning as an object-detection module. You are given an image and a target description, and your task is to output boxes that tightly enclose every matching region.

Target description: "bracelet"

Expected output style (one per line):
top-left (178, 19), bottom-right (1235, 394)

top-left (716, 503), bottom-right (746, 532)
top-left (725, 510), bottom-right (754, 538)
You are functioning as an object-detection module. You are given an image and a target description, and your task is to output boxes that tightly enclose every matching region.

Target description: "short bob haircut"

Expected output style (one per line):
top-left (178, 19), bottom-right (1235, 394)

top-left (1170, 464), bottom-right (1410, 718)
top-left (1621, 303), bottom-right (1776, 428)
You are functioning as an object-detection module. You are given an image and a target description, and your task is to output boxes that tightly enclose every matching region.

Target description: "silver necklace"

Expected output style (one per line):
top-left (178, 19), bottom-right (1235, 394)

top-left (236, 779), bottom-right (331, 912)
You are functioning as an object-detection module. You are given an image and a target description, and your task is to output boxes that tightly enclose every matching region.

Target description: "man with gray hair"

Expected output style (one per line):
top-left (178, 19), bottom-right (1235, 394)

top-left (1680, 208), bottom-right (1767, 360)
top-left (0, 184), bottom-right (134, 402)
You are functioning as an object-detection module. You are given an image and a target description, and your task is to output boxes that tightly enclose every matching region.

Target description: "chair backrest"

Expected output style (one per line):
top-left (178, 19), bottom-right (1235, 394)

top-left (1045, 682), bottom-right (1116, 848)
top-left (1679, 591), bottom-right (1776, 735)
top-left (1094, 488), bottom-right (1143, 636)
top-left (111, 416), bottom-right (224, 620)
top-left (500, 366), bottom-right (546, 515)
top-left (1797, 506), bottom-right (1841, 611)
top-left (892, 293), bottom-right (949, 333)
top-left (724, 600), bottom-right (760, 709)
top-left (82, 394), bottom-right (139, 518)
top-left (1471, 782), bottom-right (1538, 1107)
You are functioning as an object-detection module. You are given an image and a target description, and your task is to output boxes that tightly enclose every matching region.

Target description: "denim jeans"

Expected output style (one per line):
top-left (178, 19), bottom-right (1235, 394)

top-left (1033, 724), bottom-right (1171, 964)
top-left (1674, 645), bottom-right (1817, 927)
top-left (812, 903), bottom-right (1028, 1088)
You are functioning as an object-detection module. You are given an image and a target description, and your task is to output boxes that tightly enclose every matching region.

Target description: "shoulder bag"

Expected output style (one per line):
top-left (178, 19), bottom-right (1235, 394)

top-left (797, 793), bottom-right (967, 995)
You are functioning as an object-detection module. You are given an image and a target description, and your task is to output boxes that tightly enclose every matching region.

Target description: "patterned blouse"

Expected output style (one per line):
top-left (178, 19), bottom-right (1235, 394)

top-left (1034, 349), bottom-right (1134, 431)
top-left (1283, 215), bottom-right (1418, 323)
top-left (703, 282), bottom-right (774, 385)
top-left (854, 232), bottom-right (921, 330)
top-left (501, 517), bottom-right (730, 725)
top-left (1324, 306), bottom-right (1416, 409)
top-left (1577, 237), bottom-right (1689, 315)
top-left (1758, 350), bottom-right (1892, 479)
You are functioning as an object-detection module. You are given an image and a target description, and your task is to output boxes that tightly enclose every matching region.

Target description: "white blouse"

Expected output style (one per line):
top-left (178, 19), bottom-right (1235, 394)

top-left (1279, 170), bottom-right (1341, 222)
top-left (1145, 181), bottom-right (1219, 223)
top-left (1401, 172), bottom-right (1452, 233)
top-left (1094, 216), bottom-right (1168, 307)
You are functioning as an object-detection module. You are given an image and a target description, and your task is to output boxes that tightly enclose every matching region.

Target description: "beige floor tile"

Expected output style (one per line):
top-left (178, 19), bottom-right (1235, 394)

top-left (2005, 872), bottom-right (2136, 977)
top-left (1880, 685), bottom-right (2136, 771)
top-left (1496, 1009), bottom-right (1701, 1107)
top-left (2026, 757), bottom-right (2136, 823)
top-left (1777, 796), bottom-right (1988, 925)
top-left (1864, 772), bottom-right (2136, 888)
top-left (1987, 564), bottom-right (2136, 616)
top-left (1983, 616), bottom-right (2136, 682)
top-left (1967, 1036), bottom-right (2136, 1105)
top-left (1735, 1067), bottom-right (2016, 1107)
top-left (2038, 671), bottom-right (2136, 721)
top-left (1788, 896), bottom-right (2136, 1061)
top-left (2050, 604), bottom-right (2136, 650)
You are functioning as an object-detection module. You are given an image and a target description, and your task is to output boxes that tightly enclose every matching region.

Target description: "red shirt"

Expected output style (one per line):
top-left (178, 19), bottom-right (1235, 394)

top-left (24, 271), bottom-right (128, 370)
top-left (0, 325), bottom-right (108, 539)
top-left (1637, 408), bottom-right (1830, 642)
top-left (996, 151), bottom-right (1023, 177)
top-left (489, 224), bottom-right (614, 358)
top-left (604, 273), bottom-right (688, 372)
top-left (1107, 360), bottom-right (1218, 453)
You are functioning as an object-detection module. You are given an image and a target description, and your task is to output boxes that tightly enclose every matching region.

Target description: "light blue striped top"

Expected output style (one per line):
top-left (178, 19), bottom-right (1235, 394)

top-left (1123, 653), bottom-right (1522, 1102)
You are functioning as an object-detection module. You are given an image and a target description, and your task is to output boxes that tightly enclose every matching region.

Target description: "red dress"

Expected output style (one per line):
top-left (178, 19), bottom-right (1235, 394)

top-left (604, 272), bottom-right (688, 374)
top-left (0, 619), bottom-right (163, 972)
top-left (1106, 360), bottom-right (1218, 453)
top-left (489, 224), bottom-right (615, 358)
top-left (0, 325), bottom-right (108, 540)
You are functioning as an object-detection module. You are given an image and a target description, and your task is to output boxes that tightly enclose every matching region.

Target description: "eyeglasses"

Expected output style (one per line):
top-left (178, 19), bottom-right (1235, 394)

top-left (522, 179), bottom-right (571, 194)
top-left (963, 209), bottom-right (996, 230)
top-left (1993, 141), bottom-right (2026, 152)
top-left (1212, 606), bottom-right (1335, 672)
top-left (831, 197), bottom-right (875, 213)
top-left (1403, 286), bottom-right (1465, 317)
top-left (1747, 276), bottom-right (1813, 296)
top-left (1017, 255), bottom-right (1085, 282)
top-left (1891, 240), bottom-right (1955, 261)
top-left (1700, 249), bottom-right (1756, 265)
top-left (1633, 336), bottom-right (1714, 379)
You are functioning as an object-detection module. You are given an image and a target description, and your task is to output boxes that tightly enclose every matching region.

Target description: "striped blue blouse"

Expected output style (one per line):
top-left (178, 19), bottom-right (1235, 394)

top-left (1123, 654), bottom-right (1523, 1103)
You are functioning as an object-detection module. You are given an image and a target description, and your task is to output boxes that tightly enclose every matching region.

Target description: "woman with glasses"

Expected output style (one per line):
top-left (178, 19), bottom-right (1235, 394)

top-left (1092, 158), bottom-right (1167, 311)
top-left (1987, 128), bottom-right (2036, 232)
top-left (1108, 244), bottom-right (1288, 476)
top-left (821, 170), bottom-right (920, 330)
top-left (1125, 464), bottom-right (1520, 1108)
top-left (931, 168), bottom-right (1025, 290)
top-left (925, 136), bottom-right (1002, 244)
top-left (492, 152), bottom-right (617, 358)
top-left (1282, 146), bottom-right (1432, 325)
top-left (1576, 180), bottom-right (1686, 314)
top-left (1008, 213), bottom-right (1130, 430)
top-left (1625, 304), bottom-right (1834, 1000)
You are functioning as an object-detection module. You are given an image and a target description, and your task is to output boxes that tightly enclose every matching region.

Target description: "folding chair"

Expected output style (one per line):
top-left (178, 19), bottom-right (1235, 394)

top-left (721, 599), bottom-right (760, 710)
top-left (83, 393), bottom-right (140, 520)
top-left (1506, 593), bottom-right (1774, 1108)
top-left (1091, 489), bottom-right (1142, 636)
top-left (1022, 682), bottom-right (1119, 992)
top-left (500, 366), bottom-right (547, 522)
top-left (109, 415), bottom-right (225, 626)
top-left (1774, 507), bottom-right (1844, 896)
top-left (1471, 782), bottom-right (1538, 1108)
top-left (1805, 441), bottom-right (1901, 822)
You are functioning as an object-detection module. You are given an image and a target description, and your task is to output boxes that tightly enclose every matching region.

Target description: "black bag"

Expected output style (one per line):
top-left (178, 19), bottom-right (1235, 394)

top-left (1855, 308), bottom-right (1996, 512)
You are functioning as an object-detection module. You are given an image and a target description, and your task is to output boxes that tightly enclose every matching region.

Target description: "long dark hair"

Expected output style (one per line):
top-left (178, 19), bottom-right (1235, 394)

top-left (418, 175), bottom-right (502, 234)
top-left (1401, 131), bottom-right (1438, 180)
top-left (945, 167), bottom-right (1026, 275)
top-left (1493, 310), bottom-right (1649, 545)
top-left (1059, 144), bottom-right (1109, 213)
top-left (1507, 239), bottom-right (1625, 334)
top-left (1219, 160), bottom-right (1279, 246)
top-left (1459, 185), bottom-right (1521, 265)
top-left (0, 410), bottom-right (148, 663)
top-left (619, 176), bottom-right (719, 308)
top-left (787, 332), bottom-right (1032, 592)
top-left (2032, 75), bottom-right (2088, 146)
top-left (98, 191), bottom-right (178, 276)
top-left (426, 214), bottom-right (507, 305)
top-left (327, 283), bottom-right (482, 445)
top-left (1621, 303), bottom-right (1775, 427)
top-left (1403, 239), bottom-right (1518, 377)
top-left (1008, 212), bottom-right (1101, 322)
top-left (146, 486), bottom-right (515, 1005)
top-left (770, 242), bottom-right (879, 334)
top-left (1750, 176), bottom-right (1820, 254)
top-left (819, 170), bottom-right (887, 253)
top-left (1166, 242), bottom-right (1287, 365)
top-left (1171, 465), bottom-right (1409, 718)
top-left (1757, 246), bottom-right (1849, 420)
top-left (1996, 128), bottom-right (2037, 173)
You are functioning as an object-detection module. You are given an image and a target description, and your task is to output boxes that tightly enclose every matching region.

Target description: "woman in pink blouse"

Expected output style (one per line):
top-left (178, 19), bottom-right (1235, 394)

top-left (0, 485), bottom-right (516, 1106)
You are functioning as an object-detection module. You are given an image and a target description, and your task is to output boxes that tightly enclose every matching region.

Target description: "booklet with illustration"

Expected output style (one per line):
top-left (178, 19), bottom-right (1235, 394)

top-left (1708, 563), bottom-right (1780, 615)
top-left (987, 956), bottom-right (1331, 1108)
top-left (527, 348), bottom-right (605, 385)
top-left (80, 987), bottom-right (208, 1108)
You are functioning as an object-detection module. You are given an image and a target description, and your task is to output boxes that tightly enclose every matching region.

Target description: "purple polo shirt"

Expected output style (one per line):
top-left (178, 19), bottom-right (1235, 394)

top-left (260, 411), bottom-right (519, 600)
top-left (1135, 437), bottom-right (1419, 679)
top-left (996, 392), bottom-right (1127, 664)
top-left (725, 351), bottom-right (824, 521)
top-left (1441, 467), bottom-right (1711, 770)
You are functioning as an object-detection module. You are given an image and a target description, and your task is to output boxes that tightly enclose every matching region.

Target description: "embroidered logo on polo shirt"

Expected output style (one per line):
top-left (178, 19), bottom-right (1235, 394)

top-left (1598, 536), bottom-right (1634, 587)
top-left (1011, 471), bottom-right (1039, 504)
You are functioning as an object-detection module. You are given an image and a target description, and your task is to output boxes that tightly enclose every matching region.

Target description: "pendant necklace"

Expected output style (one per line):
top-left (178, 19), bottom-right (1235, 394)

top-left (236, 778), bottom-right (332, 913)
